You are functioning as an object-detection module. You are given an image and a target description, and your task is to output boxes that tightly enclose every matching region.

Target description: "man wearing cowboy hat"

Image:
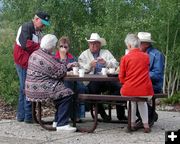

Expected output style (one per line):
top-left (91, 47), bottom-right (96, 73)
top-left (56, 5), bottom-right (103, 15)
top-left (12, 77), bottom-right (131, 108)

top-left (137, 32), bottom-right (165, 126)
top-left (78, 33), bottom-right (126, 122)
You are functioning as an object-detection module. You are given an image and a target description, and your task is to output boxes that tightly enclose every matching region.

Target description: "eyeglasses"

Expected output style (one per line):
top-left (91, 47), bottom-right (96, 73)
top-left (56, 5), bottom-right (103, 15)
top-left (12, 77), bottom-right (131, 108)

top-left (59, 45), bottom-right (68, 49)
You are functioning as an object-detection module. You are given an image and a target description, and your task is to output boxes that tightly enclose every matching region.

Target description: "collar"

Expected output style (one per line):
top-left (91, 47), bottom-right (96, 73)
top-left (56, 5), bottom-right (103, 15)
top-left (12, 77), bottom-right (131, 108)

top-left (55, 51), bottom-right (74, 59)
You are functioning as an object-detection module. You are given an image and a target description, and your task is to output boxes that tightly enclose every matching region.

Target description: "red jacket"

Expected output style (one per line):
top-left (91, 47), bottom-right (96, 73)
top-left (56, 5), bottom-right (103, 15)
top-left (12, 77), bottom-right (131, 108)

top-left (119, 49), bottom-right (154, 96)
top-left (13, 40), bottom-right (39, 69)
top-left (13, 21), bottom-right (40, 69)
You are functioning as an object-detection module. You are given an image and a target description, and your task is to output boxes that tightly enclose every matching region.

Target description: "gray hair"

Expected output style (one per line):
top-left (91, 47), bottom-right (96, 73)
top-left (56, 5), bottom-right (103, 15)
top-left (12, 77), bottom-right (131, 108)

top-left (40, 34), bottom-right (58, 51)
top-left (124, 34), bottom-right (140, 48)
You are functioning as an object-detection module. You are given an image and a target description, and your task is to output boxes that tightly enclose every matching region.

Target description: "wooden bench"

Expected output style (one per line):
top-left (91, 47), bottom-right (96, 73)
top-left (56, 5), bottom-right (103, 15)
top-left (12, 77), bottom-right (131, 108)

top-left (77, 93), bottom-right (168, 133)
top-left (31, 93), bottom-right (167, 132)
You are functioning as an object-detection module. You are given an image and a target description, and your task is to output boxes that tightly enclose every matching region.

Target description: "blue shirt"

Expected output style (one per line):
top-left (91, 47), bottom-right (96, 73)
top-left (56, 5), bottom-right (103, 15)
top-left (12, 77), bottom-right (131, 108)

top-left (147, 46), bottom-right (165, 93)
top-left (92, 52), bottom-right (106, 74)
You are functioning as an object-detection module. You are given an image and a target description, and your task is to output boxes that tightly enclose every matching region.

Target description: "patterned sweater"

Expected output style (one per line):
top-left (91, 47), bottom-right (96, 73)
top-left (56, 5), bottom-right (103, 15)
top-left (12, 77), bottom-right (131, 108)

top-left (25, 49), bottom-right (73, 102)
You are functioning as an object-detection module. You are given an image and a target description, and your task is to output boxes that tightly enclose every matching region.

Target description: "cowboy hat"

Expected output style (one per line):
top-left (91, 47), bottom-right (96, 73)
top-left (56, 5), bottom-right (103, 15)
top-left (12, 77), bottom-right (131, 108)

top-left (137, 32), bottom-right (155, 43)
top-left (86, 33), bottom-right (106, 46)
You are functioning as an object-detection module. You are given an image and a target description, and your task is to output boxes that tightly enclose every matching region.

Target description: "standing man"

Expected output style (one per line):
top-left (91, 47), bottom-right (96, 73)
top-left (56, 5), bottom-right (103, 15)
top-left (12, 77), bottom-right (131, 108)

top-left (137, 32), bottom-right (165, 125)
top-left (78, 33), bottom-right (126, 122)
top-left (13, 11), bottom-right (50, 123)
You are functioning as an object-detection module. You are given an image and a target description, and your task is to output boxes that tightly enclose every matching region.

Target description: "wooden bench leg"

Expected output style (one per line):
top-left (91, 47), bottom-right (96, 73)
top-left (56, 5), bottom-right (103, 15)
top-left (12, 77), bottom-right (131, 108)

top-left (149, 97), bottom-right (156, 127)
top-left (77, 103), bottom-right (98, 133)
top-left (32, 102), bottom-right (39, 123)
top-left (108, 104), bottom-right (112, 120)
top-left (36, 102), bottom-right (56, 131)
top-left (127, 101), bottom-right (132, 131)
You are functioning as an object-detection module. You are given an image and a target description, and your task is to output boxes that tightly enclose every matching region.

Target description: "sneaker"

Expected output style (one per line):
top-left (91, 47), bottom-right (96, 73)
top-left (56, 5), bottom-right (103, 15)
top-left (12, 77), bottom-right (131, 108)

top-left (17, 119), bottom-right (24, 122)
top-left (100, 113), bottom-right (111, 122)
top-left (154, 112), bottom-right (158, 122)
top-left (144, 127), bottom-right (151, 133)
top-left (117, 116), bottom-right (128, 121)
top-left (56, 125), bottom-right (77, 132)
top-left (24, 119), bottom-right (33, 124)
top-left (52, 122), bottom-right (57, 128)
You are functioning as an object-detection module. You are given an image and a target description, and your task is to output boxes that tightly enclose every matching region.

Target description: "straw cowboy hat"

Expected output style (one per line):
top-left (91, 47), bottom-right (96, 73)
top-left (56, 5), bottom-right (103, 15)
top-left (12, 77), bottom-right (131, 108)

top-left (138, 32), bottom-right (155, 43)
top-left (86, 33), bottom-right (107, 46)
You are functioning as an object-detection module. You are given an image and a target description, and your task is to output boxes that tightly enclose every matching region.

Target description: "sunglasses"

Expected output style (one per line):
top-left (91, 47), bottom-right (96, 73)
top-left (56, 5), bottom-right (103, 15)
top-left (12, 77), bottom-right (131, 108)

top-left (59, 45), bottom-right (68, 49)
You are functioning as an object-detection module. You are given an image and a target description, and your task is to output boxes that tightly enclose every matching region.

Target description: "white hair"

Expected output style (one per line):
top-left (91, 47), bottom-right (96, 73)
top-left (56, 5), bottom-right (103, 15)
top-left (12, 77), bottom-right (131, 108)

top-left (124, 34), bottom-right (140, 48)
top-left (40, 34), bottom-right (58, 51)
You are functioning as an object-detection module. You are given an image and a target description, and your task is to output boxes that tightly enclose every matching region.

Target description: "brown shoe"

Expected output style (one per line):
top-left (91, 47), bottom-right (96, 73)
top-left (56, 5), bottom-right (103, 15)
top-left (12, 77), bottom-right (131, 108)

top-left (131, 126), bottom-right (138, 131)
top-left (144, 127), bottom-right (151, 133)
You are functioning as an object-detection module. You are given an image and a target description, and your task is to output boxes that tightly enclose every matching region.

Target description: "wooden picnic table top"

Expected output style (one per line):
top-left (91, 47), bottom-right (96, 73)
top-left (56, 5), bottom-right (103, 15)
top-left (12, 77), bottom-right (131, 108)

top-left (64, 74), bottom-right (119, 82)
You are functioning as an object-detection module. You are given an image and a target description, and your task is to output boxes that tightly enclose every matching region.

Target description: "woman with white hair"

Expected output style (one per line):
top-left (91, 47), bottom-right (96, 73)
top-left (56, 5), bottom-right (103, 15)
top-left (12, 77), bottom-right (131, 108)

top-left (118, 34), bottom-right (154, 133)
top-left (25, 34), bottom-right (76, 132)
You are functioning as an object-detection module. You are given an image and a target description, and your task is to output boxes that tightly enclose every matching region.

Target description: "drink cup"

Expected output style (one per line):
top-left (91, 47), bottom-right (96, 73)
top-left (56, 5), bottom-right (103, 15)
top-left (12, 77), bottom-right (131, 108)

top-left (101, 68), bottom-right (107, 75)
top-left (73, 67), bottom-right (79, 75)
top-left (78, 69), bottom-right (85, 77)
top-left (109, 68), bottom-right (115, 74)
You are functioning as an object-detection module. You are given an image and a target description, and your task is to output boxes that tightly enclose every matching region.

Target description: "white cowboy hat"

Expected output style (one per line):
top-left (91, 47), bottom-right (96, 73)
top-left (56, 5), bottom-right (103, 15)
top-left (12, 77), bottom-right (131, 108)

top-left (86, 33), bottom-right (107, 46)
top-left (137, 32), bottom-right (155, 43)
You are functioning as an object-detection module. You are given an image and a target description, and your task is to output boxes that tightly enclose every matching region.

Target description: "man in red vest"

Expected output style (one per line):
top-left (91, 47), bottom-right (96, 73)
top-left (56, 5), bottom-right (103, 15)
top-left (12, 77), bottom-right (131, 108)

top-left (13, 11), bottom-right (50, 123)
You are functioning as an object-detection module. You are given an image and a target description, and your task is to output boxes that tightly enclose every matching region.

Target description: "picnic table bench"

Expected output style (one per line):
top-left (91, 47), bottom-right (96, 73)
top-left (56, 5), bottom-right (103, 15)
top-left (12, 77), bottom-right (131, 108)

top-left (31, 92), bottom-right (167, 132)
top-left (77, 93), bottom-right (168, 133)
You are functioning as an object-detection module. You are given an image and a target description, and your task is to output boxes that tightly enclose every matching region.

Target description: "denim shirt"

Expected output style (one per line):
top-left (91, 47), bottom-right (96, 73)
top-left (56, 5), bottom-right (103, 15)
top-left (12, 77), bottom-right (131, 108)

top-left (147, 46), bottom-right (165, 93)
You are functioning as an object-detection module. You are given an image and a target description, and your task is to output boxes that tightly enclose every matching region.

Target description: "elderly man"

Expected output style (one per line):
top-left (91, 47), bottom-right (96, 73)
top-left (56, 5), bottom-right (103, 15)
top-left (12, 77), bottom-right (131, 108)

top-left (13, 11), bottom-right (50, 123)
top-left (78, 33), bottom-right (126, 122)
top-left (25, 34), bottom-right (76, 132)
top-left (137, 32), bottom-right (165, 125)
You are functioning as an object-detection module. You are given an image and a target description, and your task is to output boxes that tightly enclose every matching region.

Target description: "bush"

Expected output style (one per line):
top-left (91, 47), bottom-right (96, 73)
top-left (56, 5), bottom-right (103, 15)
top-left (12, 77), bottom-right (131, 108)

top-left (0, 26), bottom-right (19, 106)
top-left (163, 92), bottom-right (180, 105)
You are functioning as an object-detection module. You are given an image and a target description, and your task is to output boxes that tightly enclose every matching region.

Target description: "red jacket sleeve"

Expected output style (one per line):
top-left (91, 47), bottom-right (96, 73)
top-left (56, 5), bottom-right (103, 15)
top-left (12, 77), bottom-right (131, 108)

top-left (26, 40), bottom-right (40, 54)
top-left (119, 56), bottom-right (126, 84)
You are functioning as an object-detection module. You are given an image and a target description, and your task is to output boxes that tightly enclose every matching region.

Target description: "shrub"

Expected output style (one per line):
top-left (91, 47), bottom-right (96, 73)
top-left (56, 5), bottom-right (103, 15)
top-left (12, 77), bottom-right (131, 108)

top-left (0, 27), bottom-right (18, 106)
top-left (163, 92), bottom-right (180, 105)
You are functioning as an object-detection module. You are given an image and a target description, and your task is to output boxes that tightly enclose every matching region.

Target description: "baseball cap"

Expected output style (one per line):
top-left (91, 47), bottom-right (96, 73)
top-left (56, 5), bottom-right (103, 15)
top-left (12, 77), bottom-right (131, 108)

top-left (36, 11), bottom-right (50, 26)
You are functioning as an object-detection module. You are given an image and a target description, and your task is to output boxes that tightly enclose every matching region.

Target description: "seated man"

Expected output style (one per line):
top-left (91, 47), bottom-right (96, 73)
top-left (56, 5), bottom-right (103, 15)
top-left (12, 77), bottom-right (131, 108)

top-left (78, 33), bottom-right (126, 122)
top-left (137, 32), bottom-right (165, 125)
top-left (25, 34), bottom-right (76, 132)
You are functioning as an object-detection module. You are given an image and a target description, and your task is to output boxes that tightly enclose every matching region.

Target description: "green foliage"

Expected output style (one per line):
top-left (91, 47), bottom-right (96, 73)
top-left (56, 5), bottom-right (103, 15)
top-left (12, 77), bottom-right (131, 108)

top-left (0, 27), bottom-right (18, 106)
top-left (0, 0), bottom-right (180, 106)
top-left (163, 92), bottom-right (180, 105)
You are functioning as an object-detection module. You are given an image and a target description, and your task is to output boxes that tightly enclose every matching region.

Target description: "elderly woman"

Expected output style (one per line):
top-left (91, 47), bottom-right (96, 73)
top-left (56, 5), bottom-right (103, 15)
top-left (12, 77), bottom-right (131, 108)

top-left (25, 34), bottom-right (76, 132)
top-left (55, 36), bottom-right (87, 122)
top-left (119, 34), bottom-right (154, 133)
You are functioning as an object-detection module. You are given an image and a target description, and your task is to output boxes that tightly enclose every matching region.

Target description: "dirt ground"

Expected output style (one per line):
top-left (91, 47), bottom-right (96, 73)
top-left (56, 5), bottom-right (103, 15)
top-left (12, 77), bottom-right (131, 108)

top-left (0, 98), bottom-right (16, 120)
top-left (0, 98), bottom-right (55, 120)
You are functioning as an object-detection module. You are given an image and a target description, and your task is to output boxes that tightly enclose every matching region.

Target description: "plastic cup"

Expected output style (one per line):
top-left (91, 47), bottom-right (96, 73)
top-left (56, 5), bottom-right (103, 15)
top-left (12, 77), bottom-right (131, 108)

top-left (73, 67), bottom-right (79, 75)
top-left (101, 68), bottom-right (107, 75)
top-left (78, 69), bottom-right (85, 77)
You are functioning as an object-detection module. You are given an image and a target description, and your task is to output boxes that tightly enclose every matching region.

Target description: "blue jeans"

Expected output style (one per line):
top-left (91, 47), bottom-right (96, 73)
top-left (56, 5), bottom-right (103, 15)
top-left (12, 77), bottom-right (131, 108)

top-left (15, 64), bottom-right (32, 121)
top-left (64, 81), bottom-right (87, 119)
top-left (54, 95), bottom-right (72, 126)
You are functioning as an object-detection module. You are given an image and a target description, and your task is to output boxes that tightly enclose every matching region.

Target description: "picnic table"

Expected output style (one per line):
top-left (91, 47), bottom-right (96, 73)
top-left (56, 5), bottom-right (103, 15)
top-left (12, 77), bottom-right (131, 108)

top-left (32, 74), bottom-right (167, 132)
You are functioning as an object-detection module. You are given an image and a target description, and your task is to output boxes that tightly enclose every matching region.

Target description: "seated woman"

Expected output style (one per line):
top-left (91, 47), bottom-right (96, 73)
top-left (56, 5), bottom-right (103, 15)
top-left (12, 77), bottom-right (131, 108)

top-left (55, 36), bottom-right (88, 122)
top-left (119, 34), bottom-right (154, 133)
top-left (25, 34), bottom-right (76, 132)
